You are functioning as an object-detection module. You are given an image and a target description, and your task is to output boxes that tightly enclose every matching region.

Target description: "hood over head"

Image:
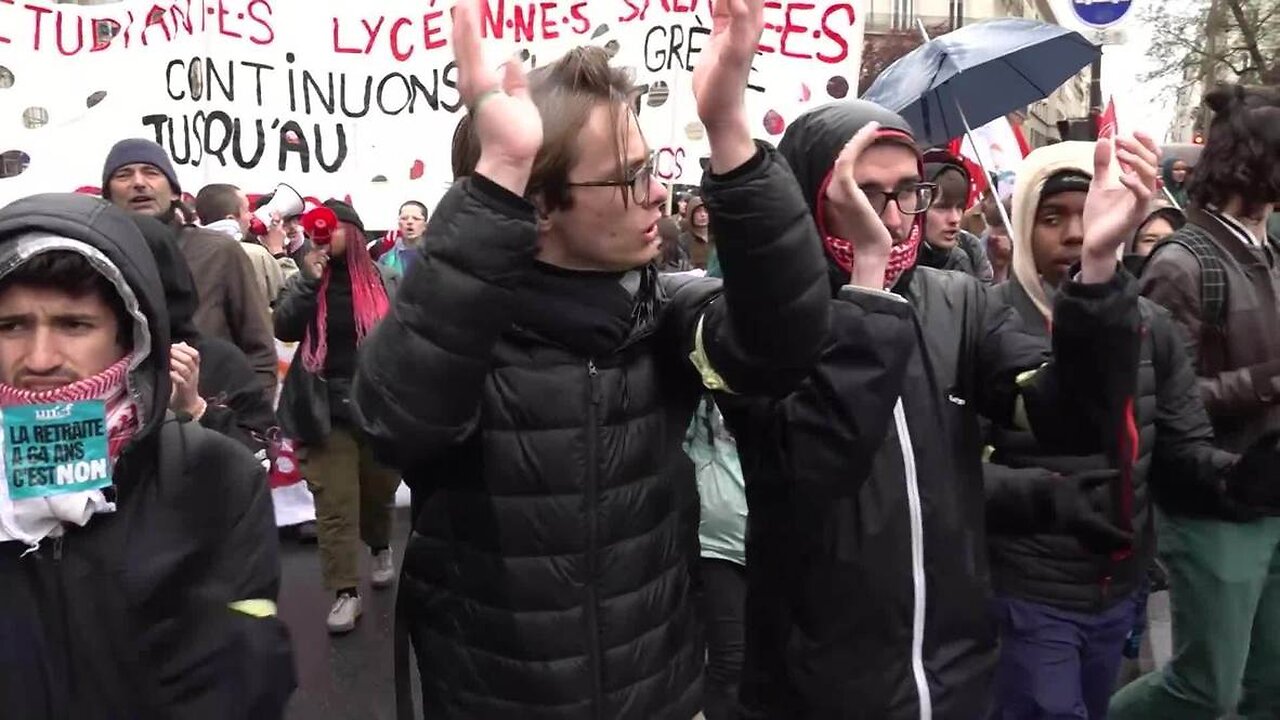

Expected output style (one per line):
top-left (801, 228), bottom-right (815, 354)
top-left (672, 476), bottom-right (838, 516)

top-left (682, 195), bottom-right (708, 239)
top-left (127, 214), bottom-right (201, 345)
top-left (0, 194), bottom-right (171, 442)
top-left (1160, 156), bottom-right (1185, 189)
top-left (778, 100), bottom-right (923, 292)
top-left (1010, 141), bottom-right (1095, 320)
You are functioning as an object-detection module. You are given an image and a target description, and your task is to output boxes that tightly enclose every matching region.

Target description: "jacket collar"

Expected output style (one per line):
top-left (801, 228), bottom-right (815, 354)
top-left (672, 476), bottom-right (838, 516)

top-left (1186, 207), bottom-right (1275, 268)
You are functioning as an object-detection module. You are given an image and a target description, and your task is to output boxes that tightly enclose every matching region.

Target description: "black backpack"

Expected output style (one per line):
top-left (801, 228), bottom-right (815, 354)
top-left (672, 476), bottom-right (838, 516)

top-left (1146, 224), bottom-right (1228, 330)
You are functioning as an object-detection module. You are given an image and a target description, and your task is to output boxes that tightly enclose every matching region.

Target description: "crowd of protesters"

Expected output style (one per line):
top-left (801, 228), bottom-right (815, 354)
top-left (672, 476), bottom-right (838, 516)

top-left (0, 0), bottom-right (1276, 719)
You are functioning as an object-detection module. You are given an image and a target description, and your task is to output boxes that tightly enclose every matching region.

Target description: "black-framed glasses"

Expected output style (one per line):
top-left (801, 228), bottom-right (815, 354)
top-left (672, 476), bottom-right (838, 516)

top-left (567, 161), bottom-right (655, 206)
top-left (860, 182), bottom-right (938, 216)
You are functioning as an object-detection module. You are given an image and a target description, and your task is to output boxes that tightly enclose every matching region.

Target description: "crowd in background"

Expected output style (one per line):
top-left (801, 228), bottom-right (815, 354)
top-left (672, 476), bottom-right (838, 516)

top-left (0, 1), bottom-right (1276, 719)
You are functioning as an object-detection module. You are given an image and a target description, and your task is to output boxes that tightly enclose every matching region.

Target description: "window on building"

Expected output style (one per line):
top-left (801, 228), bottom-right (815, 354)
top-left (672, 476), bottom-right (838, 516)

top-left (892, 0), bottom-right (915, 29)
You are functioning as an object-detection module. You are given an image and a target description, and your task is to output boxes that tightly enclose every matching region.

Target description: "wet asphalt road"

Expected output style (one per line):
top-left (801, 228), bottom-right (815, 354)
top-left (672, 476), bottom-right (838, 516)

top-left (279, 508), bottom-right (417, 720)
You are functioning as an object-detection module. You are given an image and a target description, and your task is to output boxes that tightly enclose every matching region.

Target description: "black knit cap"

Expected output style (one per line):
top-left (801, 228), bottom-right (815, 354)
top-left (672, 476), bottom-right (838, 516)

top-left (324, 199), bottom-right (364, 233)
top-left (1040, 170), bottom-right (1092, 203)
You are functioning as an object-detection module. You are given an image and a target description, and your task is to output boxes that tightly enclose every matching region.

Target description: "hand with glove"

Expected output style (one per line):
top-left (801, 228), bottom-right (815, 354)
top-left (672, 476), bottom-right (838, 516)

top-left (1053, 469), bottom-right (1133, 554)
top-left (1224, 430), bottom-right (1280, 516)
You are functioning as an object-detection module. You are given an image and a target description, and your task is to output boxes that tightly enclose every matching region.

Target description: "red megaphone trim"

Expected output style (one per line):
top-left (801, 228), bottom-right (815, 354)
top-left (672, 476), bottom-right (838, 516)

top-left (301, 205), bottom-right (338, 245)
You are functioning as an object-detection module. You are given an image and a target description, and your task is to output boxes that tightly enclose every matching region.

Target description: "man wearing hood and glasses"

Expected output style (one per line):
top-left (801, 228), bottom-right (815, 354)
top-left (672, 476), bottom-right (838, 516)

top-left (0, 193), bottom-right (294, 719)
top-left (718, 99), bottom-right (1162, 719)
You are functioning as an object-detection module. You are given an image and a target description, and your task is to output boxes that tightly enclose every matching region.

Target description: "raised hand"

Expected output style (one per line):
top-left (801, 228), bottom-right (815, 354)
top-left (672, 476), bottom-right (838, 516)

top-left (1080, 133), bottom-right (1160, 284)
top-left (452, 0), bottom-right (542, 193)
top-left (169, 342), bottom-right (206, 419)
top-left (691, 0), bottom-right (763, 172)
top-left (824, 122), bottom-right (894, 289)
top-left (262, 211), bottom-right (287, 255)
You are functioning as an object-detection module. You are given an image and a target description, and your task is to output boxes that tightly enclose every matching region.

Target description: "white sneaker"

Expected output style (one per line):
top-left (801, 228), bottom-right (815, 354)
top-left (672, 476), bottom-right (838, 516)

top-left (326, 593), bottom-right (362, 634)
top-left (371, 548), bottom-right (396, 589)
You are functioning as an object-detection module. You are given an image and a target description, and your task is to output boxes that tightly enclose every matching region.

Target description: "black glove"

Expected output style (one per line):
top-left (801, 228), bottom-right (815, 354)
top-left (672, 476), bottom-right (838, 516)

top-left (1052, 469), bottom-right (1133, 554)
top-left (1225, 430), bottom-right (1280, 514)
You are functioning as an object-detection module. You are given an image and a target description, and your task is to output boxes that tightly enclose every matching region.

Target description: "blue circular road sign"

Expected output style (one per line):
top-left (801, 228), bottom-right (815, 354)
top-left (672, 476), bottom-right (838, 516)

top-left (1070, 0), bottom-right (1135, 28)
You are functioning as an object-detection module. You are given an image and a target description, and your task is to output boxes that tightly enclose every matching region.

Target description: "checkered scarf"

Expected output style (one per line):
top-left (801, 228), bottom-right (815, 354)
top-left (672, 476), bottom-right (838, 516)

top-left (0, 356), bottom-right (139, 461)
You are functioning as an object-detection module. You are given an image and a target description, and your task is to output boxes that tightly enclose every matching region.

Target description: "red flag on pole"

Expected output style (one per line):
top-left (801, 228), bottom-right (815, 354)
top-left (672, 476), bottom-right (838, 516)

top-left (1097, 97), bottom-right (1118, 139)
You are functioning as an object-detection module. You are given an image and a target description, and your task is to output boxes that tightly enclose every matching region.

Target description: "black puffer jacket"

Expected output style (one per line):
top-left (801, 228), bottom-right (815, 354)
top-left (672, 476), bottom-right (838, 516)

top-left (986, 280), bottom-right (1237, 612)
top-left (0, 194), bottom-right (294, 719)
top-left (352, 146), bottom-right (829, 720)
top-left (723, 101), bottom-right (1143, 720)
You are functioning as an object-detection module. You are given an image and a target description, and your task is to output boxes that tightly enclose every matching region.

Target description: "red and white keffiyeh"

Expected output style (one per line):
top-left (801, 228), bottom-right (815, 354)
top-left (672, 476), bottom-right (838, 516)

top-left (816, 172), bottom-right (924, 292)
top-left (0, 355), bottom-right (140, 547)
top-left (0, 355), bottom-right (139, 460)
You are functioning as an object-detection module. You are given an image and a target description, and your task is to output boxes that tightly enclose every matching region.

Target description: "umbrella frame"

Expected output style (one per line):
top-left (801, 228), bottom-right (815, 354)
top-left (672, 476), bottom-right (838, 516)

top-left (915, 20), bottom-right (1018, 249)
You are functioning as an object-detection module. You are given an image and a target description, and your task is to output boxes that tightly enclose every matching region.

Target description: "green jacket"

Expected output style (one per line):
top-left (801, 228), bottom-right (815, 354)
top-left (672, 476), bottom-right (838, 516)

top-left (685, 396), bottom-right (747, 566)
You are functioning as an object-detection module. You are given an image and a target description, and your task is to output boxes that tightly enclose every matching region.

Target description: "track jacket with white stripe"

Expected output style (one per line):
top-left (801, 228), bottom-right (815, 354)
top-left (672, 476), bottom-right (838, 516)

top-left (722, 101), bottom-right (1143, 720)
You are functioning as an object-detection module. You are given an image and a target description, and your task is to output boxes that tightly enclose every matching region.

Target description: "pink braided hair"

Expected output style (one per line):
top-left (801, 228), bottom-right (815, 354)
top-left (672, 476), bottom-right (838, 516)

top-left (301, 220), bottom-right (390, 374)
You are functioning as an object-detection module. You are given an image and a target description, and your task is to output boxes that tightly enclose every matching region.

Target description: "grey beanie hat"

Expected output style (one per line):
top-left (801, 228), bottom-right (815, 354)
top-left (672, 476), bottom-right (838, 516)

top-left (101, 139), bottom-right (181, 199)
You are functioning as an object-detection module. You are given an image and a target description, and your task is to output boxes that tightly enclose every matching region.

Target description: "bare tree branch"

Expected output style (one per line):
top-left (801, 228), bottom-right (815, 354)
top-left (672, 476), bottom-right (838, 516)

top-left (1146, 0), bottom-right (1280, 87)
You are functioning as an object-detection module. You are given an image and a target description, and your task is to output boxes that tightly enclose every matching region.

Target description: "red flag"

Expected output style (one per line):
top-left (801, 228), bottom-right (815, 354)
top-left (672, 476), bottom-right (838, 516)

top-left (1097, 97), bottom-right (1118, 139)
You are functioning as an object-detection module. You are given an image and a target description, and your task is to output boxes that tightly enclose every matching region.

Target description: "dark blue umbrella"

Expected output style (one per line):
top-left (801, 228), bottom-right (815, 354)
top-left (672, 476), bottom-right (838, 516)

top-left (862, 18), bottom-right (1100, 147)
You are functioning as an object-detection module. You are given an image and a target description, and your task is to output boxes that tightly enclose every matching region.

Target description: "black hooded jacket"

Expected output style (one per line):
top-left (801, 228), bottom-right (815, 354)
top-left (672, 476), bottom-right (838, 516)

top-left (0, 194), bottom-right (294, 719)
top-left (129, 214), bottom-right (275, 457)
top-left (719, 101), bottom-right (1143, 720)
top-left (352, 146), bottom-right (829, 720)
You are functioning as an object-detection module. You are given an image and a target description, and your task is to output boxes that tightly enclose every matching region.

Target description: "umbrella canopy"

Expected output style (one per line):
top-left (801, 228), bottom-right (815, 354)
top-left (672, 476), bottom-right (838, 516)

top-left (862, 18), bottom-right (1100, 147)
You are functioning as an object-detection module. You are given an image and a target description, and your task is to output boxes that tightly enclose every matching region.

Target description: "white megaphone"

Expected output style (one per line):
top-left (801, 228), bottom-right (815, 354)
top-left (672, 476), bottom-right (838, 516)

top-left (249, 183), bottom-right (305, 236)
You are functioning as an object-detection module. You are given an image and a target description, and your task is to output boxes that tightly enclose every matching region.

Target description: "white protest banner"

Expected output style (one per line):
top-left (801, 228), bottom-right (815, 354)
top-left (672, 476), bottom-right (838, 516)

top-left (0, 0), bottom-right (863, 227)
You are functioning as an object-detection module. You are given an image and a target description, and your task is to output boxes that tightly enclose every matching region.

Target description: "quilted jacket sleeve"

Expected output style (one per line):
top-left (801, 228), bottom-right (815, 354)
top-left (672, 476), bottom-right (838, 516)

top-left (352, 175), bottom-right (537, 472)
top-left (1017, 268), bottom-right (1144, 455)
top-left (664, 142), bottom-right (830, 398)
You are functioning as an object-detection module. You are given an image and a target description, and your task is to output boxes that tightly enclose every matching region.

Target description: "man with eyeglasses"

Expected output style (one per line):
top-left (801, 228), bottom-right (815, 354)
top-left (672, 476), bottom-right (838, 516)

top-left (351, 1), bottom-right (830, 718)
top-left (719, 99), bottom-right (1162, 719)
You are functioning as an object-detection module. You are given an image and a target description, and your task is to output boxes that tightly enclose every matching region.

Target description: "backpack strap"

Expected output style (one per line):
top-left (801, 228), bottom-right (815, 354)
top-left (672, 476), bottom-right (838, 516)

top-left (158, 414), bottom-right (187, 484)
top-left (1149, 224), bottom-right (1228, 329)
top-left (156, 412), bottom-right (208, 500)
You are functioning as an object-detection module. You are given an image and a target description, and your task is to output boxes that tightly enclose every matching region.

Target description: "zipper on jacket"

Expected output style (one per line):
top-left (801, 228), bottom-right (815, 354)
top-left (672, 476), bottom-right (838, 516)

top-left (46, 535), bottom-right (64, 562)
top-left (893, 399), bottom-right (933, 720)
top-left (584, 359), bottom-right (604, 718)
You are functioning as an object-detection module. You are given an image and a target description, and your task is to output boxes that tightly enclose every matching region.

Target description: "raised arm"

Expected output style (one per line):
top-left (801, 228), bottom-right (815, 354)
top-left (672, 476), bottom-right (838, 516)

top-left (351, 0), bottom-right (543, 472)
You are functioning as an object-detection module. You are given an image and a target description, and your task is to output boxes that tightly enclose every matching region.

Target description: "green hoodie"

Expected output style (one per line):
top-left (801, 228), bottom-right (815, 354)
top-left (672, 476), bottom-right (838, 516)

top-left (1160, 157), bottom-right (1190, 210)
